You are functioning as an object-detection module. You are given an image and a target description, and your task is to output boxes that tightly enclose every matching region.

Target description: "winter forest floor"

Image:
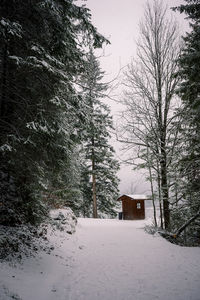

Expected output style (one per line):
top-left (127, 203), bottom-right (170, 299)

top-left (1, 208), bottom-right (200, 300)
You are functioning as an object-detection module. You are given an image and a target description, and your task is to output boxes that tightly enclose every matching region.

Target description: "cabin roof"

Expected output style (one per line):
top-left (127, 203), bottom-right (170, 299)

top-left (117, 194), bottom-right (149, 201)
top-left (126, 194), bottom-right (147, 200)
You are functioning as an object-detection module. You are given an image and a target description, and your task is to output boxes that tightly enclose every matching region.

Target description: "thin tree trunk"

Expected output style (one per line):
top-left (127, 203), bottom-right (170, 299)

top-left (147, 147), bottom-right (157, 227)
top-left (175, 210), bottom-right (200, 238)
top-left (174, 172), bottom-right (178, 206)
top-left (150, 172), bottom-right (157, 227)
top-left (92, 170), bottom-right (97, 218)
top-left (157, 157), bottom-right (163, 229)
top-left (155, 18), bottom-right (170, 229)
top-left (92, 139), bottom-right (97, 218)
top-left (160, 144), bottom-right (170, 229)
top-left (157, 75), bottom-right (170, 228)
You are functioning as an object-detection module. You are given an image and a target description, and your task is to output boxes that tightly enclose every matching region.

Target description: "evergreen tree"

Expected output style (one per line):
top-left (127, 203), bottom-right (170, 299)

top-left (0, 0), bottom-right (107, 225)
top-left (173, 0), bottom-right (200, 213)
top-left (169, 0), bottom-right (200, 243)
top-left (80, 50), bottom-right (120, 218)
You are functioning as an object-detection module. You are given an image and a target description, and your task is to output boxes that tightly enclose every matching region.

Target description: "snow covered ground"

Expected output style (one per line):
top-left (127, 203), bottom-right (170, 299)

top-left (1, 208), bottom-right (200, 300)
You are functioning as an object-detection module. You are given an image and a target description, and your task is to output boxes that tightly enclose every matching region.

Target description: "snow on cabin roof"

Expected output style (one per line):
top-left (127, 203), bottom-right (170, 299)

top-left (125, 194), bottom-right (148, 200)
top-left (117, 194), bottom-right (151, 201)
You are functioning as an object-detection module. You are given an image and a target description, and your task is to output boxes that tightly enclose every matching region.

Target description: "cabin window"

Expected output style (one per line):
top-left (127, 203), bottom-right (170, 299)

top-left (137, 202), bottom-right (141, 209)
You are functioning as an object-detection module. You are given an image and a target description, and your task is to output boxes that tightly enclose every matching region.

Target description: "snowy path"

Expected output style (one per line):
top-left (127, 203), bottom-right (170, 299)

top-left (68, 218), bottom-right (200, 300)
top-left (1, 215), bottom-right (200, 300)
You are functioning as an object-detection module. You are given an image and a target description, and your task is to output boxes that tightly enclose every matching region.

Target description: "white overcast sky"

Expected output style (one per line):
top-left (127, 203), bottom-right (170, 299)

top-left (81, 0), bottom-right (189, 195)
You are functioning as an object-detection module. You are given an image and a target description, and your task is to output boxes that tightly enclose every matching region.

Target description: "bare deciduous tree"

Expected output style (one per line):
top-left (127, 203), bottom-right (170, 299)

top-left (118, 0), bottom-right (181, 229)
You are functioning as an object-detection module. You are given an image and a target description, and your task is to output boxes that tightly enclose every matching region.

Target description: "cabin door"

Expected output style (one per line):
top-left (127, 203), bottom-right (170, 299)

top-left (122, 199), bottom-right (135, 220)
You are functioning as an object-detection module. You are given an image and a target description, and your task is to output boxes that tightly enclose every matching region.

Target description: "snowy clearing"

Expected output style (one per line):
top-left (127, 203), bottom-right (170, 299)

top-left (1, 208), bottom-right (200, 300)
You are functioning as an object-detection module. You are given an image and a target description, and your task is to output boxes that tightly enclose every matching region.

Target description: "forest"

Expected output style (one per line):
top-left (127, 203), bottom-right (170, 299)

top-left (0, 0), bottom-right (200, 247)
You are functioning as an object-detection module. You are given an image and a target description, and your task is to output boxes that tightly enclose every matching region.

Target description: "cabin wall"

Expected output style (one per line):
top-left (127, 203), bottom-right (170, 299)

top-left (121, 196), bottom-right (145, 220)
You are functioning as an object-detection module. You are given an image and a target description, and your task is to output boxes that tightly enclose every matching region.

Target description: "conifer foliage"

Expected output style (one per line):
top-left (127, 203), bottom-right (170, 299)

top-left (171, 0), bottom-right (200, 240)
top-left (174, 0), bottom-right (200, 204)
top-left (0, 0), bottom-right (109, 224)
top-left (80, 50), bottom-right (120, 218)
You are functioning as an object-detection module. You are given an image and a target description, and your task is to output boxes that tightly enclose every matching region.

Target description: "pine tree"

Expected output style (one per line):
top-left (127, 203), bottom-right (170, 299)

top-left (0, 0), bottom-right (107, 225)
top-left (173, 0), bottom-right (200, 207)
top-left (80, 50), bottom-right (120, 218)
top-left (172, 0), bottom-right (200, 240)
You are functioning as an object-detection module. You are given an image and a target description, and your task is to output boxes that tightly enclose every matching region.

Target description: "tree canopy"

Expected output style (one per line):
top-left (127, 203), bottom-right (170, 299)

top-left (0, 0), bottom-right (113, 224)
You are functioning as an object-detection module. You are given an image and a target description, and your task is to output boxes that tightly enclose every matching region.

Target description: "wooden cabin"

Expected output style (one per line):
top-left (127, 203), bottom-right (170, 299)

top-left (117, 194), bottom-right (148, 220)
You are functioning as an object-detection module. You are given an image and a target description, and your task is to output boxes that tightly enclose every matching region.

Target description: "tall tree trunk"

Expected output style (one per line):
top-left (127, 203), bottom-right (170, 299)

top-left (150, 170), bottom-right (157, 227)
top-left (157, 160), bottom-right (163, 229)
top-left (157, 68), bottom-right (170, 229)
top-left (174, 172), bottom-right (178, 206)
top-left (160, 143), bottom-right (170, 229)
top-left (92, 138), bottom-right (97, 218)
top-left (147, 147), bottom-right (157, 227)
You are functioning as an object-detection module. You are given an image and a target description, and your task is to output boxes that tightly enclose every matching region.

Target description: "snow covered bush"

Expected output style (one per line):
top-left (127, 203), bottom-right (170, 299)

top-left (0, 224), bottom-right (49, 260)
top-left (50, 208), bottom-right (77, 234)
top-left (144, 224), bottom-right (159, 235)
top-left (0, 208), bottom-right (77, 260)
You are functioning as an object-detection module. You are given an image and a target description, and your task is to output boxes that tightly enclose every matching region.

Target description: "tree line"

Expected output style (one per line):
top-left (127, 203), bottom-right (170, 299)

top-left (1, 0), bottom-right (199, 245)
top-left (0, 0), bottom-right (119, 225)
top-left (118, 0), bottom-right (200, 244)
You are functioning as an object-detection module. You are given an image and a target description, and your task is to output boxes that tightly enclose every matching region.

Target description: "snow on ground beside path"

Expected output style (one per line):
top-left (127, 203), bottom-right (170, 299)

top-left (68, 218), bottom-right (200, 300)
top-left (0, 208), bottom-right (77, 300)
top-left (0, 207), bottom-right (200, 300)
